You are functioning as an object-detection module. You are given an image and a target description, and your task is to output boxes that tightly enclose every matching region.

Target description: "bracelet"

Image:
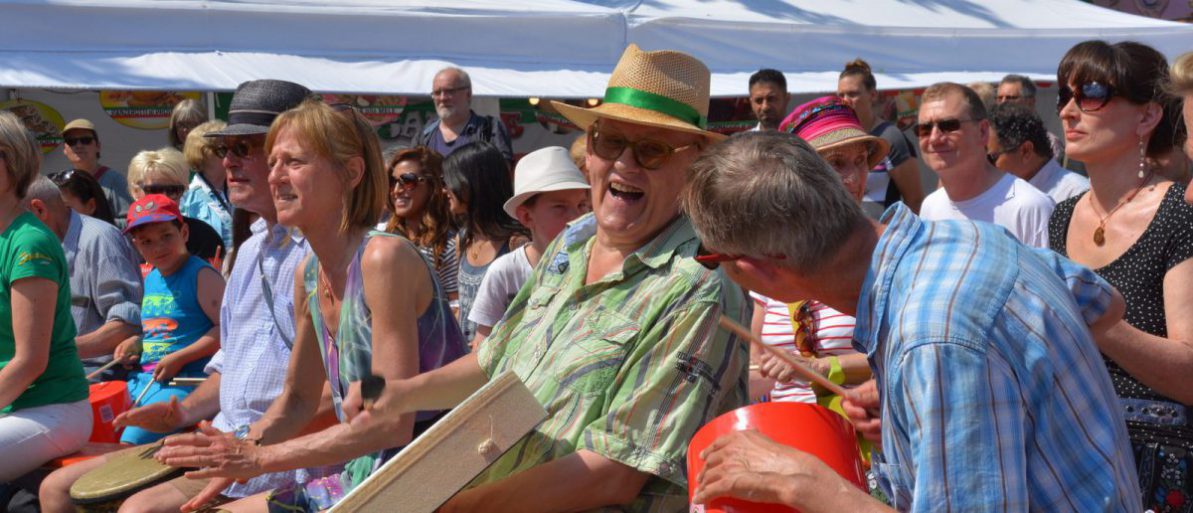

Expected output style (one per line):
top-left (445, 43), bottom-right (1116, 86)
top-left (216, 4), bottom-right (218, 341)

top-left (825, 356), bottom-right (845, 385)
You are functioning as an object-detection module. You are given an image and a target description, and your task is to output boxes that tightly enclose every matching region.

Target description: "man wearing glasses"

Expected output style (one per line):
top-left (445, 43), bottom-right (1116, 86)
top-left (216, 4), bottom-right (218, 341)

top-left (60, 119), bottom-right (133, 228)
top-left (417, 67), bottom-right (514, 164)
top-left (986, 102), bottom-right (1088, 204)
top-left (916, 82), bottom-right (1054, 248)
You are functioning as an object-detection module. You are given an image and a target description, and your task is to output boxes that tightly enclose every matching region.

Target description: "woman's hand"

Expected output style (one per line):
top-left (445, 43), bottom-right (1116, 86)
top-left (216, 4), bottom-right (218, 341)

top-left (113, 336), bottom-right (142, 366)
top-left (180, 478), bottom-right (235, 513)
top-left (114, 395), bottom-right (186, 433)
top-left (156, 421), bottom-right (265, 481)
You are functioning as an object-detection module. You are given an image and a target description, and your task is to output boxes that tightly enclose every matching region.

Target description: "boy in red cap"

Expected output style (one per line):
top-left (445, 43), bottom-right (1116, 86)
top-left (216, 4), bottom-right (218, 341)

top-left (113, 194), bottom-right (224, 444)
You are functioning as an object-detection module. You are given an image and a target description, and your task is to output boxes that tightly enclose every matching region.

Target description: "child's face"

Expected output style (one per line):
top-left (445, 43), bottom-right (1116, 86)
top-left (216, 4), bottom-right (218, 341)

top-left (521, 189), bottom-right (591, 244)
top-left (131, 221), bottom-right (188, 269)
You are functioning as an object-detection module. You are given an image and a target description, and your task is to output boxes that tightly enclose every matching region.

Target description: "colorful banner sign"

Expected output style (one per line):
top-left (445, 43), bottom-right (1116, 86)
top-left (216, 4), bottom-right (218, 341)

top-left (99, 91), bottom-right (203, 130)
top-left (0, 99), bottom-right (65, 154)
top-left (321, 94), bottom-right (408, 128)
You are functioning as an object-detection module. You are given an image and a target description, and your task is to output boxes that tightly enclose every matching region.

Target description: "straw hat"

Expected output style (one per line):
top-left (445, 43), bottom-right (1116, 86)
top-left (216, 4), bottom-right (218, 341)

top-left (553, 44), bottom-right (725, 142)
top-left (504, 146), bottom-right (590, 219)
top-left (780, 96), bottom-right (890, 167)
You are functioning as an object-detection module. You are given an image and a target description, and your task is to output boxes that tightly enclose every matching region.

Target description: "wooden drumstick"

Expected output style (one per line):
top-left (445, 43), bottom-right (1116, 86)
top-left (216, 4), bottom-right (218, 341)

top-left (85, 359), bottom-right (120, 380)
top-left (718, 315), bottom-right (850, 398)
top-left (133, 381), bottom-right (154, 407)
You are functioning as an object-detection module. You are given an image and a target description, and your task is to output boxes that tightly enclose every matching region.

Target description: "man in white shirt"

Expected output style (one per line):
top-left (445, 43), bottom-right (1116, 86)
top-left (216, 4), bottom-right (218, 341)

top-left (748, 69), bottom-right (789, 131)
top-left (917, 82), bottom-right (1054, 248)
top-left (997, 74), bottom-right (1065, 159)
top-left (988, 102), bottom-right (1089, 205)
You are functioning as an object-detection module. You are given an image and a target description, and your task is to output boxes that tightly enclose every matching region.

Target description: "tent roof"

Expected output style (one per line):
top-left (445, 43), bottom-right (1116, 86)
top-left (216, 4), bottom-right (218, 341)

top-left (3, 0), bottom-right (1190, 96)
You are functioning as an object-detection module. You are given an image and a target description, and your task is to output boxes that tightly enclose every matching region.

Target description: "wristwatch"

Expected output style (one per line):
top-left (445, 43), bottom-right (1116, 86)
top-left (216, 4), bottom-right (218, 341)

top-left (233, 425), bottom-right (263, 446)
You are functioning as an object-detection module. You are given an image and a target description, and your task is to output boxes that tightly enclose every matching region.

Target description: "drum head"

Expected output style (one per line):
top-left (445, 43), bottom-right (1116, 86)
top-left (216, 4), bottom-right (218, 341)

top-left (70, 443), bottom-right (185, 504)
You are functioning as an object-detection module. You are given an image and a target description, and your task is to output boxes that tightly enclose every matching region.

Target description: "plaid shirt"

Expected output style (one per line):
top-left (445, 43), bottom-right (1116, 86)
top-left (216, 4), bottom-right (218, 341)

top-left (475, 214), bottom-right (750, 512)
top-left (856, 204), bottom-right (1139, 512)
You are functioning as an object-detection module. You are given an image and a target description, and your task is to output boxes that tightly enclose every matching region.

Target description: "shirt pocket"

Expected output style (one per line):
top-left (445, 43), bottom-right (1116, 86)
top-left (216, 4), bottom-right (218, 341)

top-left (553, 309), bottom-right (638, 396)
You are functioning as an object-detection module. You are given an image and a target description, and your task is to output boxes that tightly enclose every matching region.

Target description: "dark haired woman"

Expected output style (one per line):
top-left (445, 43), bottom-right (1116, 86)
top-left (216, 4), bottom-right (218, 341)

top-left (443, 141), bottom-right (526, 342)
top-left (1047, 40), bottom-right (1193, 512)
top-left (384, 147), bottom-right (458, 303)
top-left (51, 168), bottom-right (116, 225)
top-left (838, 58), bottom-right (924, 215)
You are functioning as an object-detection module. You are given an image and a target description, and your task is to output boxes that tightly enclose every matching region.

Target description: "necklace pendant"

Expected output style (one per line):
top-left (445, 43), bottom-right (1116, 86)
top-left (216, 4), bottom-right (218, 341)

top-left (1093, 226), bottom-right (1106, 246)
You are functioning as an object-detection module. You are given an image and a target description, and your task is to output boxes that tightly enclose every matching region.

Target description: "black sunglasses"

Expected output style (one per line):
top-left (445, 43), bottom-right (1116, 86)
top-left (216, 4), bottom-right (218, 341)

top-left (1056, 81), bottom-right (1115, 114)
top-left (914, 118), bottom-right (977, 138)
top-left (49, 169), bottom-right (77, 186)
top-left (141, 184), bottom-right (187, 197)
top-left (390, 172), bottom-right (428, 192)
top-left (64, 136), bottom-right (95, 147)
top-left (589, 130), bottom-right (699, 170)
top-left (213, 138), bottom-right (262, 159)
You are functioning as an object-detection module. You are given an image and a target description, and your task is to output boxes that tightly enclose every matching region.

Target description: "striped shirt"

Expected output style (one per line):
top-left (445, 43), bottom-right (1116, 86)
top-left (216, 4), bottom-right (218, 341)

top-left (856, 204), bottom-right (1138, 512)
top-left (749, 293), bottom-right (856, 403)
top-left (475, 214), bottom-right (750, 512)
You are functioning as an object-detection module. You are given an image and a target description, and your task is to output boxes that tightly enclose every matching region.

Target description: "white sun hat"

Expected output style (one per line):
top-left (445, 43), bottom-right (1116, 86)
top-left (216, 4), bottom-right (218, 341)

top-left (504, 146), bottom-right (591, 219)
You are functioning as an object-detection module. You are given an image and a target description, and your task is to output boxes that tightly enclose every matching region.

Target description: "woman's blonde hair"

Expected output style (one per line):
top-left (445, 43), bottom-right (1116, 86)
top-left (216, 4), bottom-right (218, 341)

top-left (183, 120), bottom-right (227, 171)
top-left (168, 99), bottom-right (208, 149)
top-left (1167, 51), bottom-right (1193, 97)
top-left (0, 111), bottom-right (41, 199)
top-left (127, 148), bottom-right (188, 197)
top-left (266, 100), bottom-right (386, 233)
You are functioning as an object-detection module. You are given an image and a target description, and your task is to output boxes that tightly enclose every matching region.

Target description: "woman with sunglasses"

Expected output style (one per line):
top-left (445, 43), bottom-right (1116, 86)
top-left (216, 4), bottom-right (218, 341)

top-left (156, 101), bottom-right (467, 512)
top-left (50, 168), bottom-right (116, 225)
top-left (838, 58), bottom-right (925, 216)
top-left (180, 120), bottom-right (233, 250)
top-left (383, 147), bottom-right (458, 304)
top-left (1047, 40), bottom-right (1193, 511)
top-left (127, 148), bottom-right (226, 267)
top-left (442, 141), bottom-right (527, 342)
top-left (0, 111), bottom-right (91, 481)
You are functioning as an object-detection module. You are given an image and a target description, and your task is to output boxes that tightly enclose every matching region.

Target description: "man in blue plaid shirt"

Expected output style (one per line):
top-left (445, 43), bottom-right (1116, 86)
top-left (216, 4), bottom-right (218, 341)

top-left (685, 131), bottom-right (1139, 512)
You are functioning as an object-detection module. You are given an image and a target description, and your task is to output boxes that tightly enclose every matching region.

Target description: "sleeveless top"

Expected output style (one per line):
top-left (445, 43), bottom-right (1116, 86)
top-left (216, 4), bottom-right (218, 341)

top-left (141, 255), bottom-right (216, 376)
top-left (1049, 183), bottom-right (1193, 447)
top-left (456, 237), bottom-right (511, 342)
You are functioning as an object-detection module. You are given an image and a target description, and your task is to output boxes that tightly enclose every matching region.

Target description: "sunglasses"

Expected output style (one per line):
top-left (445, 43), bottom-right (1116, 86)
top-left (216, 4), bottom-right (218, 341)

top-left (140, 184), bottom-right (186, 197)
top-left (213, 138), bottom-right (262, 159)
top-left (64, 136), bottom-right (95, 147)
top-left (49, 169), bottom-right (78, 186)
top-left (589, 130), bottom-right (699, 170)
top-left (1056, 81), bottom-right (1115, 113)
top-left (913, 118), bottom-right (977, 138)
top-left (390, 172), bottom-right (428, 192)
top-left (693, 242), bottom-right (786, 270)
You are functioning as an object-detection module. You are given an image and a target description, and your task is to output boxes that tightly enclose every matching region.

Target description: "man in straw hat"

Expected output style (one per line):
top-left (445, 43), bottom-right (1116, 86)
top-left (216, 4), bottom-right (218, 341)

top-left (684, 131), bottom-right (1138, 512)
top-left (348, 44), bottom-right (751, 511)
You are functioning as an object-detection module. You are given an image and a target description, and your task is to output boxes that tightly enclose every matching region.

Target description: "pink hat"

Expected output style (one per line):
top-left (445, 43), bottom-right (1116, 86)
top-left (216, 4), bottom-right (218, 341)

top-left (780, 96), bottom-right (890, 167)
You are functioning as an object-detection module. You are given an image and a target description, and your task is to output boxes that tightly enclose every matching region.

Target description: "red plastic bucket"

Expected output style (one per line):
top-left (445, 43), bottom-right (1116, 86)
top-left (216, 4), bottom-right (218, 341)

top-left (87, 381), bottom-right (130, 443)
top-left (687, 402), bottom-right (866, 513)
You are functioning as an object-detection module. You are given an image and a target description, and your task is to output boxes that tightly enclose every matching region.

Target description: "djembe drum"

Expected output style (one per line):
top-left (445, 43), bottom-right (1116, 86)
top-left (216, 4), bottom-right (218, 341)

top-left (69, 443), bottom-right (184, 512)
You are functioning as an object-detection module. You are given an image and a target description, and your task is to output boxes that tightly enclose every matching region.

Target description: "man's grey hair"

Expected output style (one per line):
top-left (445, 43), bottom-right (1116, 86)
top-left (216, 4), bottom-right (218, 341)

top-left (999, 74), bottom-right (1037, 99)
top-left (683, 131), bottom-right (867, 274)
top-left (435, 67), bottom-right (472, 89)
top-left (22, 175), bottom-right (65, 208)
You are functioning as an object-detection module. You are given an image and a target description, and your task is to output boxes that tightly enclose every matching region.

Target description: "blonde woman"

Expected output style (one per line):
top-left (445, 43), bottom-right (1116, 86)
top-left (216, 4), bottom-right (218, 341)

top-left (180, 120), bottom-right (233, 248)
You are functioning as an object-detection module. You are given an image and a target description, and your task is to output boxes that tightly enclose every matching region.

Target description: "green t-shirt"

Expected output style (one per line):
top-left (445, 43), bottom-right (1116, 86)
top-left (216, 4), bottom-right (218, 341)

top-left (0, 212), bottom-right (86, 413)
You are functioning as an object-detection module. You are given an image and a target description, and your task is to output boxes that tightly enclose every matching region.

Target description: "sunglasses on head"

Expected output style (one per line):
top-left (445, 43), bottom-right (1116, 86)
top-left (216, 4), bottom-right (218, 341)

top-left (213, 138), bottom-right (262, 159)
top-left (1056, 81), bottom-right (1115, 113)
top-left (588, 129), bottom-right (699, 170)
top-left (390, 172), bottom-right (428, 192)
top-left (64, 136), bottom-right (95, 147)
top-left (914, 118), bottom-right (976, 138)
top-left (140, 184), bottom-right (186, 197)
top-left (49, 169), bottom-right (78, 186)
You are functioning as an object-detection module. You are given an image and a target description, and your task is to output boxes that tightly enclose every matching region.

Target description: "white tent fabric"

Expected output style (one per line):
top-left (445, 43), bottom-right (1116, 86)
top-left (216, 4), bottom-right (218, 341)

top-left (2, 0), bottom-right (1191, 97)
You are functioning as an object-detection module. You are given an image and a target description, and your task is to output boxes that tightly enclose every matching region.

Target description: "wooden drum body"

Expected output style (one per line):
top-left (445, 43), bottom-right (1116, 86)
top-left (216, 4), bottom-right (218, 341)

top-left (69, 444), bottom-right (183, 512)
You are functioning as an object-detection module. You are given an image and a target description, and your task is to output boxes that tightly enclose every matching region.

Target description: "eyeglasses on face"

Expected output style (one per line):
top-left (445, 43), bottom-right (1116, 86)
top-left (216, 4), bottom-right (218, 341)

top-left (914, 118), bottom-right (977, 138)
top-left (140, 184), bottom-right (186, 197)
top-left (431, 86), bottom-right (469, 98)
top-left (390, 172), bottom-right (428, 192)
top-left (588, 130), bottom-right (699, 170)
top-left (64, 136), bottom-right (95, 147)
top-left (213, 138), bottom-right (263, 159)
top-left (1056, 81), bottom-right (1115, 114)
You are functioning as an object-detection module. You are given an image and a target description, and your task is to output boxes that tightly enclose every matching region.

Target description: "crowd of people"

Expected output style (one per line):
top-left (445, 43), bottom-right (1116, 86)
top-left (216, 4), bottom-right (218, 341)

top-left (0, 36), bottom-right (1188, 513)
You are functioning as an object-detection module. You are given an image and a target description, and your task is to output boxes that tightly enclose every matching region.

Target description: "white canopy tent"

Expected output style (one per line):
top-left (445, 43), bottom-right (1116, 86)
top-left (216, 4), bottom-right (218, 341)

top-left (2, 0), bottom-right (1190, 97)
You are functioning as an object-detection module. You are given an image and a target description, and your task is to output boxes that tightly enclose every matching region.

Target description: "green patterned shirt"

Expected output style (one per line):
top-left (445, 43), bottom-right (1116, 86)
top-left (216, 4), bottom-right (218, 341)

top-left (473, 214), bottom-right (750, 512)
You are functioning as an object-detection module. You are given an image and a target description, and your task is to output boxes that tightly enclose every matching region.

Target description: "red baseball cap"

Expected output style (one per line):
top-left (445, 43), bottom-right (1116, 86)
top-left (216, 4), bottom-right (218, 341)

top-left (124, 194), bottom-right (183, 233)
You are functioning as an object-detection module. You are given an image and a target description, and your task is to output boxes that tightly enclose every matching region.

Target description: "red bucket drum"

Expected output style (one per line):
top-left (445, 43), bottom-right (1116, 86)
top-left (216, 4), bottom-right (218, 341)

top-left (87, 381), bottom-right (130, 443)
top-left (687, 402), bottom-right (866, 513)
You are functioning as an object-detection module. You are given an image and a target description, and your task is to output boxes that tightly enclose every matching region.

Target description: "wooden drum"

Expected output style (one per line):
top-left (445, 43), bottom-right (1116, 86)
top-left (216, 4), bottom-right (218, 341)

top-left (69, 443), bottom-right (184, 512)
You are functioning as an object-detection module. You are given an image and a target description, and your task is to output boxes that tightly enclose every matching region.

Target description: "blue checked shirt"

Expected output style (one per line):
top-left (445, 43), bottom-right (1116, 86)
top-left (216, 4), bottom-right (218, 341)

top-left (205, 219), bottom-right (308, 497)
top-left (855, 205), bottom-right (1139, 512)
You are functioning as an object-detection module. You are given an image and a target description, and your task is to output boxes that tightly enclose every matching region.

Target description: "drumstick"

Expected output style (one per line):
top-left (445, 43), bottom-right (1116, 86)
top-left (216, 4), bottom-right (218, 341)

top-left (85, 359), bottom-right (120, 380)
top-left (133, 381), bottom-right (154, 407)
top-left (718, 315), bottom-right (850, 398)
top-left (167, 377), bottom-right (206, 387)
